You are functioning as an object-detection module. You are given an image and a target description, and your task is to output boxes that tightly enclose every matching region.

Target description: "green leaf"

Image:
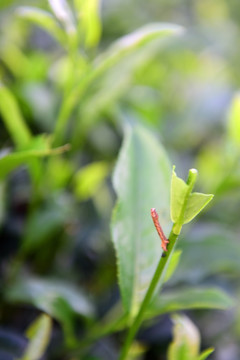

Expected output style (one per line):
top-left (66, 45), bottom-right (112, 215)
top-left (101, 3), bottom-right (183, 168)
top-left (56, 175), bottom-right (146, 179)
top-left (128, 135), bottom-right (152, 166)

top-left (170, 167), bottom-right (213, 234)
top-left (21, 314), bottom-right (52, 360)
top-left (169, 230), bottom-right (240, 284)
top-left (48, 0), bottom-right (76, 36)
top-left (21, 195), bottom-right (73, 255)
top-left (197, 348), bottom-right (215, 360)
top-left (74, 0), bottom-right (102, 47)
top-left (164, 250), bottom-right (182, 283)
top-left (95, 23), bottom-right (184, 78)
top-left (6, 275), bottom-right (94, 345)
top-left (167, 314), bottom-right (200, 360)
top-left (147, 287), bottom-right (233, 318)
top-left (74, 161), bottom-right (110, 200)
top-left (17, 7), bottom-right (66, 45)
top-left (54, 22), bottom-right (183, 145)
top-left (183, 192), bottom-right (213, 224)
top-left (0, 83), bottom-right (31, 148)
top-left (227, 93), bottom-right (240, 146)
top-left (6, 276), bottom-right (94, 318)
top-left (0, 144), bottom-right (69, 179)
top-left (170, 167), bottom-right (189, 224)
top-left (111, 120), bottom-right (171, 317)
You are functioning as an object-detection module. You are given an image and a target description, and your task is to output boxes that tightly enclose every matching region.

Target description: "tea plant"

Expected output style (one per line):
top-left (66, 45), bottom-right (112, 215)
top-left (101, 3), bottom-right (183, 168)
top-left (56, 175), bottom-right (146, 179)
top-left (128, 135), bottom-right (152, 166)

top-left (0, 1), bottom-right (237, 359)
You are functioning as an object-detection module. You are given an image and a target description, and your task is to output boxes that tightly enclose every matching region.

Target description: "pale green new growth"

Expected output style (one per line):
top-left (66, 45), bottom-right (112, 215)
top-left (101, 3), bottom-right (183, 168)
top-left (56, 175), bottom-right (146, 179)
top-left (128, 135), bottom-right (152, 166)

top-left (171, 167), bottom-right (213, 234)
top-left (17, 7), bottom-right (66, 45)
top-left (228, 93), bottom-right (240, 146)
top-left (167, 315), bottom-right (214, 360)
top-left (184, 192), bottom-right (213, 224)
top-left (163, 250), bottom-right (182, 283)
top-left (21, 314), bottom-right (52, 360)
top-left (0, 84), bottom-right (32, 149)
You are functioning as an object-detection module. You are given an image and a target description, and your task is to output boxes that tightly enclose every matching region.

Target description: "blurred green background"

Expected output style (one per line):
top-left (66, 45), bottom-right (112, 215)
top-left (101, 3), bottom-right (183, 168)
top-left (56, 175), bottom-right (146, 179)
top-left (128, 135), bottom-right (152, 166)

top-left (0, 0), bottom-right (240, 359)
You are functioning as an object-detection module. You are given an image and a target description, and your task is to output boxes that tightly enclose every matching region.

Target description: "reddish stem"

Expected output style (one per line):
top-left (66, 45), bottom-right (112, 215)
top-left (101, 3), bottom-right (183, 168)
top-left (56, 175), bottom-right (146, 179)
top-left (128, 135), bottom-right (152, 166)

top-left (151, 208), bottom-right (169, 252)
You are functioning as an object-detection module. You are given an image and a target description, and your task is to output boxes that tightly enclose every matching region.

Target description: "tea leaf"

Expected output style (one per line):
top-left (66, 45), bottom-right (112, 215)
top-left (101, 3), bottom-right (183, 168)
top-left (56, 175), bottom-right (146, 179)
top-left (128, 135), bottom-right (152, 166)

top-left (228, 93), bottom-right (240, 146)
top-left (183, 192), bottom-right (213, 224)
top-left (167, 314), bottom-right (200, 360)
top-left (74, 161), bottom-right (110, 200)
top-left (48, 0), bottom-right (76, 35)
top-left (170, 167), bottom-right (188, 224)
top-left (111, 119), bottom-right (171, 317)
top-left (0, 83), bottom-right (31, 148)
top-left (74, 0), bottom-right (101, 47)
top-left (164, 250), bottom-right (182, 283)
top-left (17, 7), bottom-right (66, 45)
top-left (0, 144), bottom-right (69, 179)
top-left (147, 287), bottom-right (233, 318)
top-left (197, 348), bottom-right (215, 360)
top-left (21, 314), bottom-right (52, 360)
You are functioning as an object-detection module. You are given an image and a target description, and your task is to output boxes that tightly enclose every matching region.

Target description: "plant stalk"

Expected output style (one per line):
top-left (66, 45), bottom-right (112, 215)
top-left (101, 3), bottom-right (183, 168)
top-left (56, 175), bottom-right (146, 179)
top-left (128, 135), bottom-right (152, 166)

top-left (119, 228), bottom-right (178, 360)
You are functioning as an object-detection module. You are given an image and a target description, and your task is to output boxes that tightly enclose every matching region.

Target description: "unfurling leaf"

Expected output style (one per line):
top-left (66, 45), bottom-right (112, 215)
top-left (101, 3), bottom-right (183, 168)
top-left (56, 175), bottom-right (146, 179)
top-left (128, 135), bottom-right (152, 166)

top-left (170, 167), bottom-right (213, 234)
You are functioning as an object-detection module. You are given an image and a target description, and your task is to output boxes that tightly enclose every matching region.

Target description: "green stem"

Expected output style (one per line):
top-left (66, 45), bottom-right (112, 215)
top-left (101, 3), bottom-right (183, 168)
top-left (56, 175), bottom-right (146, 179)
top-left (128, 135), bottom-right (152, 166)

top-left (119, 228), bottom-right (178, 360)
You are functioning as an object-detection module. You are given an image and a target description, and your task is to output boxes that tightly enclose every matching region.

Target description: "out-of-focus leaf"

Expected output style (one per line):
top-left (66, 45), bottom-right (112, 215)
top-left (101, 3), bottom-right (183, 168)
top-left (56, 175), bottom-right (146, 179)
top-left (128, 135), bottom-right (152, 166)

top-left (111, 119), bottom-right (171, 317)
top-left (21, 194), bottom-right (72, 255)
top-left (169, 230), bottom-right (240, 284)
top-left (74, 0), bottom-right (101, 47)
top-left (183, 192), bottom-right (213, 224)
top-left (6, 276), bottom-right (94, 318)
top-left (21, 314), bottom-right (52, 360)
top-left (167, 314), bottom-right (200, 360)
top-left (46, 157), bottom-right (74, 190)
top-left (17, 7), bottom-right (66, 45)
top-left (164, 250), bottom-right (182, 283)
top-left (94, 23), bottom-right (184, 78)
top-left (0, 0), bottom-right (15, 9)
top-left (147, 287), bottom-right (233, 318)
top-left (6, 276), bottom-right (94, 345)
top-left (0, 43), bottom-right (30, 79)
top-left (74, 161), bottom-right (110, 200)
top-left (48, 0), bottom-right (76, 36)
top-left (0, 83), bottom-right (31, 148)
top-left (197, 348), bottom-right (215, 360)
top-left (0, 144), bottom-right (69, 179)
top-left (54, 22), bottom-right (183, 146)
top-left (228, 93), bottom-right (240, 146)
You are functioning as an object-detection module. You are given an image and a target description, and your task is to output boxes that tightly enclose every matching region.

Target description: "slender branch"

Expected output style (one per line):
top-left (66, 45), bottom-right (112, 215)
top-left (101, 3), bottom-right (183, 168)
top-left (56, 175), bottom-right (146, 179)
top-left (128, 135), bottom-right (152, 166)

top-left (119, 228), bottom-right (178, 360)
top-left (119, 169), bottom-right (199, 359)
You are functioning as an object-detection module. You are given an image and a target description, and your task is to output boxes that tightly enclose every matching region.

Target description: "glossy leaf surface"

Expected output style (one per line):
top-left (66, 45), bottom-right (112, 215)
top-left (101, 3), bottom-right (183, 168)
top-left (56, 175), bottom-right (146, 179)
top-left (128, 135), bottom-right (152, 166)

top-left (111, 121), bottom-right (171, 316)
